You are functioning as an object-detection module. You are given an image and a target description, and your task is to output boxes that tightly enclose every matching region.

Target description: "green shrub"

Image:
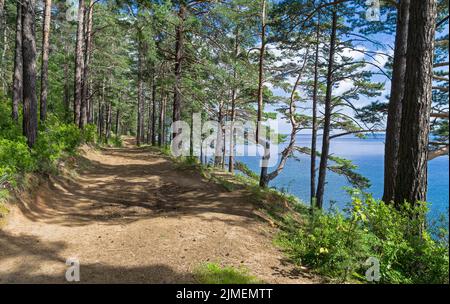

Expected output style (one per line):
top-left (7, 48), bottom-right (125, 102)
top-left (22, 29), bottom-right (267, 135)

top-left (0, 101), bottom-right (22, 141)
top-left (0, 138), bottom-right (35, 179)
top-left (277, 208), bottom-right (373, 282)
top-left (0, 105), bottom-right (87, 199)
top-left (277, 192), bottom-right (449, 284)
top-left (110, 135), bottom-right (123, 147)
top-left (33, 119), bottom-right (81, 173)
top-left (82, 124), bottom-right (97, 144)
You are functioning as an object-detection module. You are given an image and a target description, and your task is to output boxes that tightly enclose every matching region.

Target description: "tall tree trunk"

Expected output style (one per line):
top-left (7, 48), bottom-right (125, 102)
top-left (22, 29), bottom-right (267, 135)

top-left (159, 91), bottom-right (166, 147)
top-left (394, 0), bottom-right (437, 205)
top-left (146, 83), bottom-right (152, 144)
top-left (12, 2), bottom-right (22, 122)
top-left (115, 108), bottom-right (120, 136)
top-left (310, 12), bottom-right (320, 207)
top-left (98, 78), bottom-right (105, 140)
top-left (316, 10), bottom-right (338, 209)
top-left (228, 28), bottom-right (239, 173)
top-left (189, 110), bottom-right (194, 157)
top-left (87, 78), bottom-right (93, 123)
top-left (73, 0), bottom-right (85, 126)
top-left (215, 104), bottom-right (224, 166)
top-left (63, 39), bottom-right (70, 122)
top-left (0, 0), bottom-right (6, 93)
top-left (80, 1), bottom-right (94, 128)
top-left (97, 79), bottom-right (105, 142)
top-left (39, 0), bottom-right (51, 122)
top-left (146, 71), bottom-right (155, 145)
top-left (222, 127), bottom-right (226, 169)
top-left (256, 0), bottom-right (266, 142)
top-left (0, 0), bottom-right (4, 28)
top-left (0, 0), bottom-right (4, 45)
top-left (172, 2), bottom-right (186, 139)
top-left (382, 0), bottom-right (410, 203)
top-left (258, 0), bottom-right (269, 187)
top-left (151, 74), bottom-right (157, 145)
top-left (136, 39), bottom-right (145, 146)
top-left (22, 0), bottom-right (38, 148)
top-left (99, 104), bottom-right (104, 141)
top-left (228, 88), bottom-right (237, 173)
top-left (106, 101), bottom-right (112, 140)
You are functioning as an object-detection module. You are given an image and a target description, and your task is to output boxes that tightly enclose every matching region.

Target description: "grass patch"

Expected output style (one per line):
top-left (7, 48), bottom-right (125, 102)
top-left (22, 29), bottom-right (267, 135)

top-left (194, 263), bottom-right (263, 284)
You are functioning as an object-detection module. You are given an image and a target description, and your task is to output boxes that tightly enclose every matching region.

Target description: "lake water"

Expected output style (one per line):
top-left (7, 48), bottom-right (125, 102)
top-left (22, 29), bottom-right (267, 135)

top-left (234, 134), bottom-right (449, 222)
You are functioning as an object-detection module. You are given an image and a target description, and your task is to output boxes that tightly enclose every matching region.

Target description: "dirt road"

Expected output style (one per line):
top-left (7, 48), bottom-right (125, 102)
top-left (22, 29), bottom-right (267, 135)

top-left (0, 141), bottom-right (315, 283)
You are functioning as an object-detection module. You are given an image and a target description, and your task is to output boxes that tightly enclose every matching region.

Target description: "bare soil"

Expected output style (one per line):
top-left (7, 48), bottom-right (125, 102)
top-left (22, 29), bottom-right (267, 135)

top-left (0, 139), bottom-right (317, 283)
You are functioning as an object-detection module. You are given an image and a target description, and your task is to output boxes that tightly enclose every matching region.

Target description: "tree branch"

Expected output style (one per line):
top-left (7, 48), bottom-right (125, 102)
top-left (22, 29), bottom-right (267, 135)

top-left (329, 129), bottom-right (384, 140)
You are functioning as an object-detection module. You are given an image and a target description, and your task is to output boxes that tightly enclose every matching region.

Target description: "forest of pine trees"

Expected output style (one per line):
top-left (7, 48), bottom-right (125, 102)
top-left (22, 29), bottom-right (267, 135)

top-left (0, 0), bottom-right (448, 284)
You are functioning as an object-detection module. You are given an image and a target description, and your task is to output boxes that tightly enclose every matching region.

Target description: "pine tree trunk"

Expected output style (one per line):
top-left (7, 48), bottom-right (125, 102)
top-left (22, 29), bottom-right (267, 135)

top-left (106, 101), bottom-right (112, 140)
top-left (214, 104), bottom-right (223, 166)
top-left (159, 91), bottom-right (166, 147)
top-left (22, 0), bottom-right (38, 148)
top-left (0, 0), bottom-right (4, 26)
top-left (382, 0), bottom-right (410, 204)
top-left (394, 0), bottom-right (437, 205)
top-left (115, 108), bottom-right (120, 136)
top-left (228, 86), bottom-right (237, 173)
top-left (172, 3), bottom-right (186, 140)
top-left (316, 10), bottom-right (338, 209)
top-left (98, 78), bottom-right (105, 140)
top-left (73, 0), bottom-right (85, 126)
top-left (63, 40), bottom-right (70, 122)
top-left (310, 13), bottom-right (320, 208)
top-left (12, 2), bottom-right (22, 122)
top-left (146, 81), bottom-right (152, 144)
top-left (0, 0), bottom-right (6, 39)
top-left (222, 129), bottom-right (226, 169)
top-left (256, 0), bottom-right (266, 142)
top-left (39, 0), bottom-right (51, 122)
top-left (136, 39), bottom-right (145, 146)
top-left (151, 75), bottom-right (157, 146)
top-left (87, 78), bottom-right (93, 123)
top-left (80, 1), bottom-right (94, 128)
top-left (0, 0), bottom-right (6, 93)
top-left (228, 29), bottom-right (239, 173)
top-left (258, 0), bottom-right (268, 187)
top-left (99, 104), bottom-right (104, 141)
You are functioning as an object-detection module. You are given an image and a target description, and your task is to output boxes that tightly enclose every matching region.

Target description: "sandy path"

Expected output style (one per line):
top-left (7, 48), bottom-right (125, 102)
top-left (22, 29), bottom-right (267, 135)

top-left (0, 141), bottom-right (315, 283)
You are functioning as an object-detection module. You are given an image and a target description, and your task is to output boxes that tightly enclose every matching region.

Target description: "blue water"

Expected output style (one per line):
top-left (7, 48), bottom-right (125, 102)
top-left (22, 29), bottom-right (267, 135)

top-left (234, 134), bottom-right (449, 221)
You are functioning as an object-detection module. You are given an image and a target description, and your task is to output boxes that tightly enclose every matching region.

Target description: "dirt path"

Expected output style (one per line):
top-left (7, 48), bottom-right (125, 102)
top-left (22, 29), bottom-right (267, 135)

top-left (0, 140), bottom-right (315, 283)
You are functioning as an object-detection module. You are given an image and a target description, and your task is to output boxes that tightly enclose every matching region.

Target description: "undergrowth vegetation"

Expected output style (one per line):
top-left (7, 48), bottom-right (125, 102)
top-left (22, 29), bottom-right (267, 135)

top-left (275, 190), bottom-right (449, 284)
top-left (0, 101), bottom-right (96, 209)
